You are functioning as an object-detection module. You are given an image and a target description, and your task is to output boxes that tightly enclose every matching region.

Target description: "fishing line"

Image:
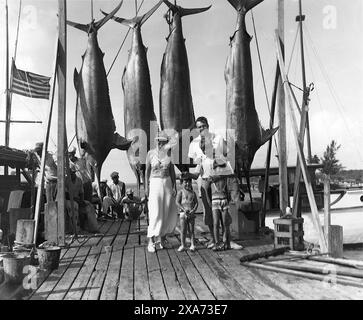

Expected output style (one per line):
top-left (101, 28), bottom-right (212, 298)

top-left (107, 0), bottom-right (146, 77)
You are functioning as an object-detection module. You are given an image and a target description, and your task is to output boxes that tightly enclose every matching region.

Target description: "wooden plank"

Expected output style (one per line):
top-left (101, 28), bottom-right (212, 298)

top-left (125, 233), bottom-right (139, 248)
top-left (117, 247), bottom-right (134, 300)
top-left (99, 234), bottom-right (127, 300)
top-left (197, 248), bottom-right (250, 300)
top-left (157, 248), bottom-right (185, 300)
top-left (167, 236), bottom-right (214, 300)
top-left (30, 246), bottom-right (80, 300)
top-left (146, 248), bottom-right (168, 300)
top-left (186, 249), bottom-right (235, 300)
top-left (134, 246), bottom-right (151, 300)
top-left (248, 266), bottom-right (350, 300)
top-left (167, 248), bottom-right (198, 300)
top-left (63, 243), bottom-right (103, 300)
top-left (81, 237), bottom-right (113, 300)
top-left (215, 250), bottom-right (291, 300)
top-left (47, 245), bottom-right (91, 300)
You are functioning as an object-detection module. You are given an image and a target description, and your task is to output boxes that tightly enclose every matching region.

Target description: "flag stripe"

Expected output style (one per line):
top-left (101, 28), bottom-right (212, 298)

top-left (12, 79), bottom-right (50, 93)
top-left (12, 84), bottom-right (50, 96)
top-left (11, 89), bottom-right (49, 100)
top-left (11, 62), bottom-right (51, 100)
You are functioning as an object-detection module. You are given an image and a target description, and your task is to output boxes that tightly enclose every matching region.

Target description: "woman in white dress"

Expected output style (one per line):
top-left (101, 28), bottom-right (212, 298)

top-left (145, 132), bottom-right (178, 253)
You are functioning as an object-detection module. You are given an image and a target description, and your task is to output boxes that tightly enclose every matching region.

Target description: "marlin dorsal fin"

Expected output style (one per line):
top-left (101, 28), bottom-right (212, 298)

top-left (101, 0), bottom-right (163, 29)
top-left (163, 0), bottom-right (211, 17)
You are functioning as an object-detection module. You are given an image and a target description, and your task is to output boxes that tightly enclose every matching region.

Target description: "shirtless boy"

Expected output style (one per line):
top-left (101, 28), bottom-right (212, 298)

top-left (176, 173), bottom-right (198, 252)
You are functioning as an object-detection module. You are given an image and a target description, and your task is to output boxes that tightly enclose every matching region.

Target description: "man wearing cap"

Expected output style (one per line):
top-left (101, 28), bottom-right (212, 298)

top-left (33, 142), bottom-right (58, 202)
top-left (121, 189), bottom-right (146, 220)
top-left (68, 147), bottom-right (93, 202)
top-left (101, 172), bottom-right (126, 219)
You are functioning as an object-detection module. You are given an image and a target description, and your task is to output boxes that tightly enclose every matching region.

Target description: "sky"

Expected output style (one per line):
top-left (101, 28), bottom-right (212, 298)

top-left (1, 0), bottom-right (363, 184)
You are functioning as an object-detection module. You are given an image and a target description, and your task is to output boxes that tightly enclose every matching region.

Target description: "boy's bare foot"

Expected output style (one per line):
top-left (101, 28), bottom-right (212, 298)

top-left (230, 241), bottom-right (243, 250)
top-left (177, 245), bottom-right (186, 252)
top-left (190, 244), bottom-right (196, 252)
top-left (206, 240), bottom-right (215, 249)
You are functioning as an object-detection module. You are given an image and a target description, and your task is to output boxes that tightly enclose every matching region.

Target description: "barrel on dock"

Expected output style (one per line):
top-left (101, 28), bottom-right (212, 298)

top-left (273, 217), bottom-right (304, 251)
top-left (37, 246), bottom-right (61, 271)
top-left (2, 252), bottom-right (30, 284)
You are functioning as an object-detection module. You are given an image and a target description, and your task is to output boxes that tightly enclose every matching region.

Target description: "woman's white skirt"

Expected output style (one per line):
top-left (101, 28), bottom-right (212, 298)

top-left (147, 176), bottom-right (178, 238)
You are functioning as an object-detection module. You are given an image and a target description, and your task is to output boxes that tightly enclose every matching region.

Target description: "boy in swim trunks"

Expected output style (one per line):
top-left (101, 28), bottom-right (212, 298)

top-left (176, 172), bottom-right (198, 252)
top-left (210, 173), bottom-right (233, 251)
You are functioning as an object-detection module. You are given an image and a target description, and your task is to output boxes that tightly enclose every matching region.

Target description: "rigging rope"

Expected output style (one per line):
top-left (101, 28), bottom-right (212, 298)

top-left (304, 25), bottom-right (363, 162)
top-left (107, 0), bottom-right (145, 77)
top-left (251, 10), bottom-right (279, 158)
top-left (287, 25), bottom-right (299, 74)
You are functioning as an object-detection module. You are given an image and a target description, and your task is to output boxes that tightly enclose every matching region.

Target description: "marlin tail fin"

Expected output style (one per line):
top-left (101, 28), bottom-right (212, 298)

top-left (112, 132), bottom-right (133, 151)
top-left (163, 0), bottom-right (211, 17)
top-left (101, 0), bottom-right (163, 28)
top-left (227, 0), bottom-right (264, 12)
top-left (67, 0), bottom-right (123, 33)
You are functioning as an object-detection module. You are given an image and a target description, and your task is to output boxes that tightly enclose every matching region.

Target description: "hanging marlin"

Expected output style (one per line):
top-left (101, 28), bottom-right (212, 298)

top-left (160, 0), bottom-right (211, 173)
top-left (67, 1), bottom-right (131, 199)
top-left (101, 0), bottom-right (163, 196)
top-left (225, 0), bottom-right (278, 206)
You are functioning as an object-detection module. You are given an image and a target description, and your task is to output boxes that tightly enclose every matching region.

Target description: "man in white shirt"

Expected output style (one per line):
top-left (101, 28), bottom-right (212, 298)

top-left (188, 116), bottom-right (243, 250)
top-left (102, 171), bottom-right (126, 219)
top-left (188, 117), bottom-right (226, 248)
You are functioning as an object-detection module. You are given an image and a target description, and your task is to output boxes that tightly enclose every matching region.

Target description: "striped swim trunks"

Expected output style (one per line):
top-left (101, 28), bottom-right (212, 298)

top-left (212, 198), bottom-right (229, 211)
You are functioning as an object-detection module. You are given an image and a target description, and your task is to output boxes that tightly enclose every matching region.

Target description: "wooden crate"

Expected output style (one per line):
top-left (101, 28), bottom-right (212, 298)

top-left (273, 217), bottom-right (304, 251)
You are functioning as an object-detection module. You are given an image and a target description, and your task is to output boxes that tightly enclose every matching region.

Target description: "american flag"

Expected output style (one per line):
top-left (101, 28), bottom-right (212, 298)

top-left (10, 60), bottom-right (51, 100)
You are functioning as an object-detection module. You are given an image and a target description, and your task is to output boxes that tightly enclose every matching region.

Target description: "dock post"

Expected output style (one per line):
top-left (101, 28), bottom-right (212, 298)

top-left (56, 0), bottom-right (67, 246)
top-left (324, 175), bottom-right (343, 258)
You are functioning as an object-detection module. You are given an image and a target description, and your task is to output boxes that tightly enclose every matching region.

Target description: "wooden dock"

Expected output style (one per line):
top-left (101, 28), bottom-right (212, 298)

top-left (1, 214), bottom-right (363, 300)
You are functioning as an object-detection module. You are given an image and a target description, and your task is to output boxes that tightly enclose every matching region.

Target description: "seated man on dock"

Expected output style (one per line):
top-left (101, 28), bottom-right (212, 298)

top-left (121, 189), bottom-right (146, 221)
top-left (102, 172), bottom-right (126, 219)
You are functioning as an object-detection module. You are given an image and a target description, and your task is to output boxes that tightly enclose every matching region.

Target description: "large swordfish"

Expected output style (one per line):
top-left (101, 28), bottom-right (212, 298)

top-left (101, 1), bottom-right (163, 196)
top-left (160, 0), bottom-right (211, 173)
top-left (67, 1), bottom-right (131, 198)
top-left (225, 0), bottom-right (278, 206)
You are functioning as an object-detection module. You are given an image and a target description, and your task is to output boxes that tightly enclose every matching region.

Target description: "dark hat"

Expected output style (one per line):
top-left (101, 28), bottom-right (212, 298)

top-left (110, 171), bottom-right (119, 178)
top-left (180, 171), bottom-right (194, 181)
top-left (34, 142), bottom-right (43, 150)
top-left (126, 188), bottom-right (133, 195)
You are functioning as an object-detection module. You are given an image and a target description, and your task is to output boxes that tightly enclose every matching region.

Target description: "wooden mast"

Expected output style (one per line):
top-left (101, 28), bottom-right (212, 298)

top-left (292, 0), bottom-right (314, 217)
top-left (277, 0), bottom-right (289, 215)
top-left (56, 0), bottom-right (67, 246)
top-left (4, 0), bottom-right (10, 175)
